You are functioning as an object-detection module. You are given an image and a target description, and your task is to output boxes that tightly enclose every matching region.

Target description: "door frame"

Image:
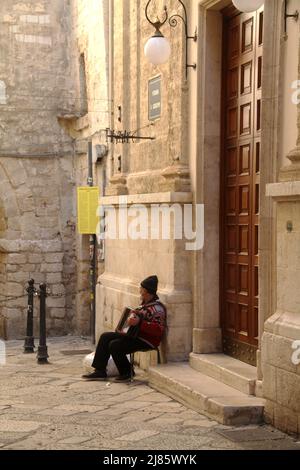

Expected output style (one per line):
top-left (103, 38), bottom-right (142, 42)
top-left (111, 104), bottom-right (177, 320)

top-left (191, 0), bottom-right (281, 378)
top-left (220, 5), bottom-right (261, 366)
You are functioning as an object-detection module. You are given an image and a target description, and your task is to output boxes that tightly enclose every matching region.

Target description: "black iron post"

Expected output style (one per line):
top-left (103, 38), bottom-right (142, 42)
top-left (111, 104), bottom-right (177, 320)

top-left (37, 283), bottom-right (49, 364)
top-left (24, 279), bottom-right (35, 353)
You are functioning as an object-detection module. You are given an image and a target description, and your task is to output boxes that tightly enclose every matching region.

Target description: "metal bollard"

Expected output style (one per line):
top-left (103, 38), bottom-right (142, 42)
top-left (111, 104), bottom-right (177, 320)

top-left (37, 283), bottom-right (49, 364)
top-left (24, 279), bottom-right (35, 354)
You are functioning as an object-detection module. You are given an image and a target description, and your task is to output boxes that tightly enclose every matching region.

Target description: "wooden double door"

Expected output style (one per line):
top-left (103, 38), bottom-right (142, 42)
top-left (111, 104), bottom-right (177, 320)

top-left (221, 6), bottom-right (263, 366)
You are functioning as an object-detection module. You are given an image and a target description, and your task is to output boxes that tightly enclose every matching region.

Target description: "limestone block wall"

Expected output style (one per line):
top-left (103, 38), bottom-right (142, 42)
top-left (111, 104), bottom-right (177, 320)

top-left (262, 189), bottom-right (300, 435)
top-left (93, 0), bottom-right (193, 364)
top-left (0, 250), bottom-right (7, 338)
top-left (260, 1), bottom-right (300, 434)
top-left (0, 0), bottom-right (79, 339)
top-left (0, 155), bottom-right (78, 339)
top-left (107, 0), bottom-right (189, 195)
top-left (0, 0), bottom-right (77, 150)
top-left (0, 203), bottom-right (7, 335)
top-left (75, 0), bottom-right (109, 137)
top-left (96, 195), bottom-right (193, 362)
top-left (69, 0), bottom-right (110, 336)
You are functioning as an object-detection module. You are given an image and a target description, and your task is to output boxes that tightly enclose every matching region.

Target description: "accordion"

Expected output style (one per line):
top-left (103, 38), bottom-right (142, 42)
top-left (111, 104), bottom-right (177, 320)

top-left (115, 307), bottom-right (142, 339)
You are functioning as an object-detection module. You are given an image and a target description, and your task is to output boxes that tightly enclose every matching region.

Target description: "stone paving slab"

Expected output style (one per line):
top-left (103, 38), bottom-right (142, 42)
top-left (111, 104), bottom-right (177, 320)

top-left (216, 426), bottom-right (291, 442)
top-left (0, 431), bottom-right (31, 444)
top-left (0, 419), bottom-right (43, 432)
top-left (118, 411), bottom-right (163, 423)
top-left (0, 336), bottom-right (299, 451)
top-left (183, 419), bottom-right (218, 428)
top-left (116, 429), bottom-right (160, 442)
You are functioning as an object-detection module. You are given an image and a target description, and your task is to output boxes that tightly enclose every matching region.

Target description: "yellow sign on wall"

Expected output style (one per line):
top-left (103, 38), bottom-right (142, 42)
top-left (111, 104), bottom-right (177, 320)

top-left (77, 187), bottom-right (100, 234)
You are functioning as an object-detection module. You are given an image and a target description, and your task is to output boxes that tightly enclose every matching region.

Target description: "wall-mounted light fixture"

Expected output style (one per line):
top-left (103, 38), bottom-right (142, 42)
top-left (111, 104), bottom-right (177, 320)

top-left (144, 0), bottom-right (197, 80)
top-left (233, 1), bottom-right (299, 35)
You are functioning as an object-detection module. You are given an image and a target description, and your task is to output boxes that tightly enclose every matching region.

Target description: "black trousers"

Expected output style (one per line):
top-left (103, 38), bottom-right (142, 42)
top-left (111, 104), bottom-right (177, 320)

top-left (92, 332), bottom-right (153, 376)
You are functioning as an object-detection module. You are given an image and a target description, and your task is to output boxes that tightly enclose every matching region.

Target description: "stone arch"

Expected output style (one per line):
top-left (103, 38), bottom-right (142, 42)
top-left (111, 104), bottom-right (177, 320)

top-left (0, 156), bottom-right (76, 340)
top-left (0, 159), bottom-right (27, 340)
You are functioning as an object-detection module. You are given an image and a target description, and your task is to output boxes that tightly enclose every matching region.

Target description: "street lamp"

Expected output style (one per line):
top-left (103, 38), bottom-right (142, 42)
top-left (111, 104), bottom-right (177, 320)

top-left (232, 0), bottom-right (298, 35)
top-left (144, 0), bottom-right (197, 79)
top-left (232, 0), bottom-right (264, 12)
top-left (144, 22), bottom-right (171, 66)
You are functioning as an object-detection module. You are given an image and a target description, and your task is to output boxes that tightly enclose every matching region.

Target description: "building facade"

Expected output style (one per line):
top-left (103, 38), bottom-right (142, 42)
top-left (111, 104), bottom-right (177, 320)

top-left (1, 0), bottom-right (300, 436)
top-left (89, 0), bottom-right (300, 435)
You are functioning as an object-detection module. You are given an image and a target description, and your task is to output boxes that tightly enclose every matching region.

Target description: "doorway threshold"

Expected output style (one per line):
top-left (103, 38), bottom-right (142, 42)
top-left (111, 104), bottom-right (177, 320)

top-left (190, 353), bottom-right (258, 396)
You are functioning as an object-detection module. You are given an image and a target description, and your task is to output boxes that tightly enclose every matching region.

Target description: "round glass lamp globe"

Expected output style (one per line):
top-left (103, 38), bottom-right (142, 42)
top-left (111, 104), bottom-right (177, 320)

top-left (232, 0), bottom-right (264, 12)
top-left (144, 35), bottom-right (171, 66)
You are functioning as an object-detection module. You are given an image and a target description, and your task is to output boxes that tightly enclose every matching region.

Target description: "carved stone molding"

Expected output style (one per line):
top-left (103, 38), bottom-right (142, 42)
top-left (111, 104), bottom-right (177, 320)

top-left (105, 174), bottom-right (128, 196)
top-left (280, 146), bottom-right (300, 181)
top-left (279, 34), bottom-right (300, 182)
top-left (160, 164), bottom-right (191, 192)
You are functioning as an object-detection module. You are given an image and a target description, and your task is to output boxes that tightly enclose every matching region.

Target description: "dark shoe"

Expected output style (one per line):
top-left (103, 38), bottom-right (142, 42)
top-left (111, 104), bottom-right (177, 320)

top-left (82, 371), bottom-right (107, 381)
top-left (113, 373), bottom-right (133, 383)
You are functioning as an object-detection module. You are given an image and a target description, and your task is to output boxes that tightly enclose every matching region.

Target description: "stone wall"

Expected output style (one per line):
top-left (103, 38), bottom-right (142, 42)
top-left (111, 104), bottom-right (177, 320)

top-left (260, 0), bottom-right (300, 436)
top-left (262, 192), bottom-right (300, 435)
top-left (0, 0), bottom-right (79, 339)
top-left (95, 0), bottom-right (193, 362)
top-left (67, 0), bottom-right (110, 336)
top-left (0, 155), bottom-right (78, 339)
top-left (0, 0), bottom-right (77, 151)
top-left (107, 0), bottom-right (189, 195)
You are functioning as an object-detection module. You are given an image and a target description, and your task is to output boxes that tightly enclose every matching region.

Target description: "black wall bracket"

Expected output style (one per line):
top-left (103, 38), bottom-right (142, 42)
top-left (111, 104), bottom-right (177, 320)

top-left (106, 128), bottom-right (156, 144)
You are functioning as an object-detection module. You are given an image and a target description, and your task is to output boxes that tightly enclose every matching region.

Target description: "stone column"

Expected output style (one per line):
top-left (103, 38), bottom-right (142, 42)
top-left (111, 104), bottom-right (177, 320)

top-left (191, 2), bottom-right (223, 354)
top-left (261, 22), bottom-right (300, 435)
top-left (280, 33), bottom-right (300, 181)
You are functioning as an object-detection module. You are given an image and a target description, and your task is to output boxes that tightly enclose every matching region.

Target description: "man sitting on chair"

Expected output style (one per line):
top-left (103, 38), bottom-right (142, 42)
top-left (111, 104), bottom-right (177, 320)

top-left (82, 275), bottom-right (166, 382)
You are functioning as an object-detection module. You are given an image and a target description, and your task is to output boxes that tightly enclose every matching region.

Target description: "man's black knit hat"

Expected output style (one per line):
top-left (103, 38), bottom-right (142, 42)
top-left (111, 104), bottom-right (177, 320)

top-left (141, 275), bottom-right (158, 295)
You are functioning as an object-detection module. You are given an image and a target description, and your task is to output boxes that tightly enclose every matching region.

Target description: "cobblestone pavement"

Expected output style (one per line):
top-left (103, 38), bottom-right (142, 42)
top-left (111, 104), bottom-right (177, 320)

top-left (0, 336), bottom-right (299, 451)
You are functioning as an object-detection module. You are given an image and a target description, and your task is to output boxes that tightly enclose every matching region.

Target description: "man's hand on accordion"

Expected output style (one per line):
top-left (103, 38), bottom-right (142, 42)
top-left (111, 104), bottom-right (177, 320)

top-left (127, 311), bottom-right (141, 327)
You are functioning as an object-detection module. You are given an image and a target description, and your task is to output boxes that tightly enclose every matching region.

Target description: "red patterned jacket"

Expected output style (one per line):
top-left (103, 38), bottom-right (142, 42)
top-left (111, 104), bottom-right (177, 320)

top-left (136, 297), bottom-right (167, 349)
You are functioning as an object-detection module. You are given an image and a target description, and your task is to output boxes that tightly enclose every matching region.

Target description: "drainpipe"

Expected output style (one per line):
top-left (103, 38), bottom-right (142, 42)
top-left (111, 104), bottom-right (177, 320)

top-left (88, 141), bottom-right (96, 344)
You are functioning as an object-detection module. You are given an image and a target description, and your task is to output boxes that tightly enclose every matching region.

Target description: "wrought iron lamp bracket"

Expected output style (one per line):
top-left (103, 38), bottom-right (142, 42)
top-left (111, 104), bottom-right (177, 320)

top-left (169, 11), bottom-right (197, 77)
top-left (145, 0), bottom-right (197, 79)
top-left (145, 2), bottom-right (168, 31)
top-left (106, 128), bottom-right (155, 144)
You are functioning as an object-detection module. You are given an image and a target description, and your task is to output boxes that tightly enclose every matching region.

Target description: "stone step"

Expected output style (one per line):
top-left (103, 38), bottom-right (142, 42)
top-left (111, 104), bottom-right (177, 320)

top-left (148, 363), bottom-right (265, 426)
top-left (190, 353), bottom-right (257, 396)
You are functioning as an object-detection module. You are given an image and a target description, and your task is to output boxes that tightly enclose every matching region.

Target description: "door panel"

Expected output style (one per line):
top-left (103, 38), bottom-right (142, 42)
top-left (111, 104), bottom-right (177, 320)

top-left (221, 6), bottom-right (263, 366)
